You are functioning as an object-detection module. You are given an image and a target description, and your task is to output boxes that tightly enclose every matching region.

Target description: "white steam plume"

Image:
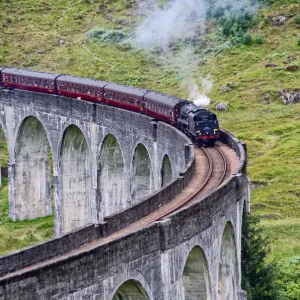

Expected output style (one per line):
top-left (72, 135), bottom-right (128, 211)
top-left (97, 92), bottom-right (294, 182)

top-left (188, 76), bottom-right (213, 106)
top-left (134, 0), bottom-right (258, 106)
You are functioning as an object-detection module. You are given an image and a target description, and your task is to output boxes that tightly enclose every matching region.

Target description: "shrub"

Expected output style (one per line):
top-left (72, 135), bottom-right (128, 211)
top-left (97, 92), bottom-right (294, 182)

top-left (243, 34), bottom-right (253, 45)
top-left (298, 39), bottom-right (300, 46)
top-left (86, 28), bottom-right (126, 44)
top-left (294, 15), bottom-right (300, 25)
top-left (255, 37), bottom-right (264, 44)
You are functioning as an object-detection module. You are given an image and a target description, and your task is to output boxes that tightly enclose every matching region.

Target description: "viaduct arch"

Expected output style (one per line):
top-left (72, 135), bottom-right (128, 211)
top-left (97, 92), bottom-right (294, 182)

top-left (0, 88), bottom-right (249, 300)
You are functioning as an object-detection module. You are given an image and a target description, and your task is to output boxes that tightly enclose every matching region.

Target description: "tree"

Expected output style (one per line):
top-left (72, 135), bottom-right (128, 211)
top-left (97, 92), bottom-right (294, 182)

top-left (241, 209), bottom-right (280, 300)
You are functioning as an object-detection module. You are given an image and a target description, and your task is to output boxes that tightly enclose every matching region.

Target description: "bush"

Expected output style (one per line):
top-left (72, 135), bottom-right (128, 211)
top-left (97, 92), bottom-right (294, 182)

top-left (243, 34), bottom-right (253, 45)
top-left (86, 28), bottom-right (126, 44)
top-left (298, 40), bottom-right (300, 46)
top-left (294, 15), bottom-right (300, 25)
top-left (255, 37), bottom-right (264, 44)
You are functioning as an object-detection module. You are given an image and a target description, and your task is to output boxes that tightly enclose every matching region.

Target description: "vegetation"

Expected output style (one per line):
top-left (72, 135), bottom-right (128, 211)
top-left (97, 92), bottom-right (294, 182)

top-left (242, 211), bottom-right (279, 300)
top-left (0, 0), bottom-right (300, 296)
top-left (0, 178), bottom-right (54, 255)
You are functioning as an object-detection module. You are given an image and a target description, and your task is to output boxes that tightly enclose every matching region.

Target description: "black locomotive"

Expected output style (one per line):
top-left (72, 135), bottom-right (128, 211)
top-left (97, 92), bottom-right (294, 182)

top-left (178, 103), bottom-right (220, 146)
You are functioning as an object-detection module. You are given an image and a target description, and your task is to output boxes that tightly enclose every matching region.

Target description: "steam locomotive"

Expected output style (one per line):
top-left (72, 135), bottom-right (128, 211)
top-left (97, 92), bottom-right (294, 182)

top-left (0, 67), bottom-right (220, 145)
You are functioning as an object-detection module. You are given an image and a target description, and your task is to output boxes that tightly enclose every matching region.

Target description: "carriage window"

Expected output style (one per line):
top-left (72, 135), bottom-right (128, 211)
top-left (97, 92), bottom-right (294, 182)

top-left (17, 77), bottom-right (21, 84)
top-left (28, 78), bottom-right (32, 85)
top-left (67, 84), bottom-right (71, 91)
top-left (44, 80), bottom-right (48, 87)
top-left (76, 85), bottom-right (79, 92)
top-left (87, 88), bottom-right (91, 95)
top-left (82, 86), bottom-right (86, 93)
top-left (91, 88), bottom-right (95, 96)
top-left (22, 77), bottom-right (26, 84)
top-left (34, 79), bottom-right (38, 86)
top-left (97, 89), bottom-right (101, 97)
top-left (71, 85), bottom-right (75, 92)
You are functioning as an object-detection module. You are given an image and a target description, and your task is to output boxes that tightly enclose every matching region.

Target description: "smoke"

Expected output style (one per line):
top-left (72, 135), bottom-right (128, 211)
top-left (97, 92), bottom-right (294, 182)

top-left (135, 0), bottom-right (207, 50)
top-left (134, 0), bottom-right (258, 106)
top-left (188, 76), bottom-right (213, 106)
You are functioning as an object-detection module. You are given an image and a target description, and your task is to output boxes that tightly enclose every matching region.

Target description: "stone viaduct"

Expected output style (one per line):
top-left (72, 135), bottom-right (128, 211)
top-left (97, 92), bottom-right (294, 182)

top-left (0, 88), bottom-right (249, 300)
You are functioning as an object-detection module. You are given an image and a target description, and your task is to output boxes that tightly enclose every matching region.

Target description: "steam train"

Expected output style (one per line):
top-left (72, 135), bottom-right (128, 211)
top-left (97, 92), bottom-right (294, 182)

top-left (0, 67), bottom-right (220, 145)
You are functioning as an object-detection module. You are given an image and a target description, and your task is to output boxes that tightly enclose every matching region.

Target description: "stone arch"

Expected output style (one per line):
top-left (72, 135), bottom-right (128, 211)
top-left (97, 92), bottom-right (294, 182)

top-left (182, 246), bottom-right (212, 300)
top-left (14, 116), bottom-right (52, 220)
top-left (99, 134), bottom-right (126, 217)
top-left (0, 119), bottom-right (8, 175)
top-left (160, 154), bottom-right (173, 187)
top-left (218, 222), bottom-right (238, 300)
top-left (112, 279), bottom-right (149, 300)
top-left (60, 125), bottom-right (91, 234)
top-left (131, 143), bottom-right (154, 201)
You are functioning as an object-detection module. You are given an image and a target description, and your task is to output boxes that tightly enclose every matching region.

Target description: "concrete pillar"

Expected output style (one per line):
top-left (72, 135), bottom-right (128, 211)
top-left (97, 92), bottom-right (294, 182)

top-left (161, 155), bottom-right (172, 187)
top-left (13, 117), bottom-right (52, 220)
top-left (131, 143), bottom-right (154, 201)
top-left (99, 134), bottom-right (126, 217)
top-left (8, 163), bottom-right (16, 220)
top-left (182, 247), bottom-right (211, 300)
top-left (53, 175), bottom-right (60, 236)
top-left (60, 125), bottom-right (91, 234)
top-left (218, 222), bottom-right (238, 300)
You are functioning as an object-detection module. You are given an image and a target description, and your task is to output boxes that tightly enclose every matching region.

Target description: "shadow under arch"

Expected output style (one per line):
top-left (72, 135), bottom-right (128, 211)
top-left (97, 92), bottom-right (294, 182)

top-left (182, 246), bottom-right (212, 300)
top-left (99, 133), bottom-right (126, 217)
top-left (59, 124), bottom-right (91, 234)
top-left (112, 279), bottom-right (149, 300)
top-left (218, 221), bottom-right (238, 300)
top-left (14, 116), bottom-right (53, 220)
top-left (160, 154), bottom-right (173, 187)
top-left (131, 143), bottom-right (154, 201)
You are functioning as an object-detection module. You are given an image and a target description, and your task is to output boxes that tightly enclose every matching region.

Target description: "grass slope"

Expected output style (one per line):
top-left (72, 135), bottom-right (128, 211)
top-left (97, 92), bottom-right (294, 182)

top-left (0, 0), bottom-right (299, 276)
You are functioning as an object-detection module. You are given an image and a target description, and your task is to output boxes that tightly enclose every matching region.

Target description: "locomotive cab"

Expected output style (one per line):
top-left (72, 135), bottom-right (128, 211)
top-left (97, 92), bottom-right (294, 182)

top-left (192, 111), bottom-right (220, 145)
top-left (178, 103), bottom-right (220, 146)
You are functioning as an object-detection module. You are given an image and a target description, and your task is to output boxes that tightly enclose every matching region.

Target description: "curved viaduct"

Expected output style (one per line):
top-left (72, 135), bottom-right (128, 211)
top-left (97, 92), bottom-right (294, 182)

top-left (0, 88), bottom-right (249, 300)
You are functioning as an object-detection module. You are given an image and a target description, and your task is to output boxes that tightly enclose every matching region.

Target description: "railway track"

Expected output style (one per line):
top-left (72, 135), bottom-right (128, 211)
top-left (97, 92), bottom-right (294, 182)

top-left (0, 142), bottom-right (236, 280)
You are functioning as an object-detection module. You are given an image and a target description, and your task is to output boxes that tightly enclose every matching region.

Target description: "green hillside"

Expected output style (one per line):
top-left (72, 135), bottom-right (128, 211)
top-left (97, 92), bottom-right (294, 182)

top-left (0, 0), bottom-right (299, 297)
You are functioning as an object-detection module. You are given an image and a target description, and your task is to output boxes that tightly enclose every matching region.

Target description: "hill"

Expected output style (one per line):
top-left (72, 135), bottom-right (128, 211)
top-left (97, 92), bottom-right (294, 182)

top-left (0, 0), bottom-right (299, 297)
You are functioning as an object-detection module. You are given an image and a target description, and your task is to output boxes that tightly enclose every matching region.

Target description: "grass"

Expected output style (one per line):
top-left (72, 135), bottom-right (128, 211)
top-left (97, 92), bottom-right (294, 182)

top-left (0, 178), bottom-right (54, 255)
top-left (261, 218), bottom-right (300, 262)
top-left (0, 0), bottom-right (299, 273)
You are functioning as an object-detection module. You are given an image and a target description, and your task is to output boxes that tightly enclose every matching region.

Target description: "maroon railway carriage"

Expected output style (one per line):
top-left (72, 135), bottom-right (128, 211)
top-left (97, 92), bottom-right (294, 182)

top-left (56, 75), bottom-right (109, 103)
top-left (1, 68), bottom-right (59, 94)
top-left (144, 91), bottom-right (188, 125)
top-left (103, 83), bottom-right (148, 113)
